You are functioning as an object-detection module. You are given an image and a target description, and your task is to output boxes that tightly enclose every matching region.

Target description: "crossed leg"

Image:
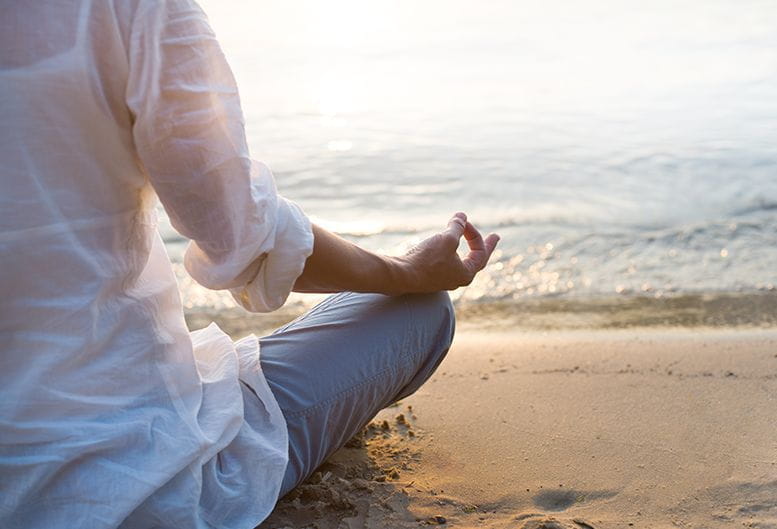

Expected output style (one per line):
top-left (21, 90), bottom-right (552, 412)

top-left (258, 291), bottom-right (455, 497)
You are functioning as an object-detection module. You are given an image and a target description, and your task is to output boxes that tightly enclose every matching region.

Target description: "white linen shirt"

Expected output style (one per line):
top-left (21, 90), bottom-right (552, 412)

top-left (0, 1), bottom-right (314, 527)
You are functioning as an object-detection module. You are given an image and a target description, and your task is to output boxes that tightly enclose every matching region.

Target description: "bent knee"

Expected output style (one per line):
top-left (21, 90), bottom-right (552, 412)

top-left (405, 291), bottom-right (455, 347)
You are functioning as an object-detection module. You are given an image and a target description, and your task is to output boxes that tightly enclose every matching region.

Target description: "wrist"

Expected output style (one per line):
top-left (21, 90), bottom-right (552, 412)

top-left (383, 255), bottom-right (418, 296)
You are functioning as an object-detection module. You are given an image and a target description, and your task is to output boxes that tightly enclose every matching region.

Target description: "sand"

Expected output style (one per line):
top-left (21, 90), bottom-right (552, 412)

top-left (259, 328), bottom-right (777, 529)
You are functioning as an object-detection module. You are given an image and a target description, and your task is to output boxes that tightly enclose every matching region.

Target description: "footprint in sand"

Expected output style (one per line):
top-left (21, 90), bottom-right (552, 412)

top-left (532, 487), bottom-right (616, 512)
top-left (520, 519), bottom-right (569, 529)
top-left (532, 489), bottom-right (580, 511)
top-left (517, 489), bottom-right (609, 529)
top-left (516, 515), bottom-right (596, 529)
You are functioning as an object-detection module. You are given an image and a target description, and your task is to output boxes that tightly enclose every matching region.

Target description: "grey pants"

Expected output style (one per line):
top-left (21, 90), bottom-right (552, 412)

top-left (258, 291), bottom-right (455, 498)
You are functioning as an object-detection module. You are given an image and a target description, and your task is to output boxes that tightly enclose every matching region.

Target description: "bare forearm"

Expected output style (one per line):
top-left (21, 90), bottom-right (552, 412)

top-left (293, 215), bottom-right (499, 296)
top-left (292, 224), bottom-right (414, 295)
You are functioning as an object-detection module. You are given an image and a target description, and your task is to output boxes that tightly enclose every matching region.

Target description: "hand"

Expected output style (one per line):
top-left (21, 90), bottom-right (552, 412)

top-left (396, 212), bottom-right (500, 293)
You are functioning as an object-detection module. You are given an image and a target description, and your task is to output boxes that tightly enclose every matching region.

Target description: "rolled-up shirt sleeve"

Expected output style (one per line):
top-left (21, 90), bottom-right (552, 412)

top-left (126, 0), bottom-right (313, 312)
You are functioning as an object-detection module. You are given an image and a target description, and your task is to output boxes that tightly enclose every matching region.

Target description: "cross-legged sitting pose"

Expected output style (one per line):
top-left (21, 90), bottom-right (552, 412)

top-left (0, 1), bottom-right (499, 527)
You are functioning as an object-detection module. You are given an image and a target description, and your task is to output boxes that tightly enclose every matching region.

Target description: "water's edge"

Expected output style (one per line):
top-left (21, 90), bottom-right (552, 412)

top-left (185, 291), bottom-right (777, 338)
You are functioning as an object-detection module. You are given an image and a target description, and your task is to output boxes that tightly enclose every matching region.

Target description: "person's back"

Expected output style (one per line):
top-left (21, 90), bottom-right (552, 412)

top-left (1, 2), bottom-right (292, 526)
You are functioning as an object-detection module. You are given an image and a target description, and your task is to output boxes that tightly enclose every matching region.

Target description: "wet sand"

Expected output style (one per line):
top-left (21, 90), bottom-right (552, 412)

top-left (259, 328), bottom-right (777, 529)
top-left (188, 291), bottom-right (777, 338)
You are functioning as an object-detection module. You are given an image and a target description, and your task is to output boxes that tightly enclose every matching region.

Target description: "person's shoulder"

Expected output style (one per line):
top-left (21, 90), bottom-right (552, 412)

top-left (131, 0), bottom-right (207, 14)
top-left (114, 0), bottom-right (210, 42)
top-left (128, 0), bottom-right (210, 26)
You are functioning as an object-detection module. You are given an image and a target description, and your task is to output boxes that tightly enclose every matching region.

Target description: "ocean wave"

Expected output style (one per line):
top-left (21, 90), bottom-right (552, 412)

top-left (730, 198), bottom-right (777, 218)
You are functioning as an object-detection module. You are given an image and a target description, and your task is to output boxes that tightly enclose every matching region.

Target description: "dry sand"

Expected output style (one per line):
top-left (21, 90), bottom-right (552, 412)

top-left (259, 328), bottom-right (777, 529)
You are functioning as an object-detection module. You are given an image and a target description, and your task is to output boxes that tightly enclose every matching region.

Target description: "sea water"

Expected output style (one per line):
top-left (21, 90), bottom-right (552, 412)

top-left (163, 0), bottom-right (777, 318)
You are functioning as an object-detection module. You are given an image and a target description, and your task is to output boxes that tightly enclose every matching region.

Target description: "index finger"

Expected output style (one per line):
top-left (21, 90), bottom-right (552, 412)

top-left (461, 222), bottom-right (501, 273)
top-left (463, 221), bottom-right (485, 252)
top-left (461, 222), bottom-right (489, 273)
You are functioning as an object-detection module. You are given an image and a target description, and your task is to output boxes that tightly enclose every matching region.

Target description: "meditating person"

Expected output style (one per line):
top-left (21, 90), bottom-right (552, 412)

top-left (0, 1), bottom-right (499, 528)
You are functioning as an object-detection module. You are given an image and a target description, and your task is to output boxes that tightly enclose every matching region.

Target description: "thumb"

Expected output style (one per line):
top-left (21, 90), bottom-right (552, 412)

top-left (444, 212), bottom-right (467, 240)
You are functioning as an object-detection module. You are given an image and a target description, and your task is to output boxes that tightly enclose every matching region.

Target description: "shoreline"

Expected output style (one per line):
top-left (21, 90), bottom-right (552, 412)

top-left (186, 291), bottom-right (777, 339)
top-left (455, 290), bottom-right (777, 331)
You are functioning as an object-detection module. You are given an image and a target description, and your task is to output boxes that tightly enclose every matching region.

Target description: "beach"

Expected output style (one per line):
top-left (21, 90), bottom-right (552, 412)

top-left (253, 323), bottom-right (777, 529)
top-left (179, 5), bottom-right (777, 525)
